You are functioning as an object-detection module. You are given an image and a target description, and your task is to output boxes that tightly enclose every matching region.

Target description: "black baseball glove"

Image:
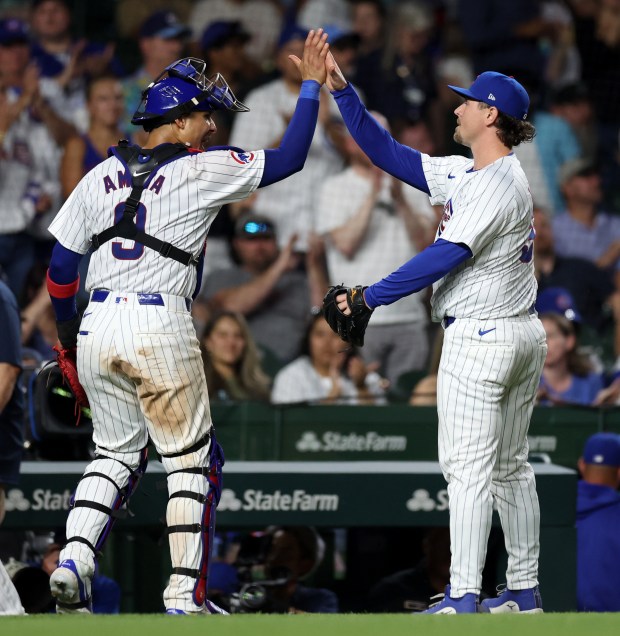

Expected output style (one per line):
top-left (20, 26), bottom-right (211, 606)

top-left (322, 285), bottom-right (374, 347)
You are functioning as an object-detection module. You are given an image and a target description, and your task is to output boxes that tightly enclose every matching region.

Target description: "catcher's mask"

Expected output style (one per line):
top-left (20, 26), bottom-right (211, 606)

top-left (131, 57), bottom-right (249, 130)
top-left (30, 363), bottom-right (93, 440)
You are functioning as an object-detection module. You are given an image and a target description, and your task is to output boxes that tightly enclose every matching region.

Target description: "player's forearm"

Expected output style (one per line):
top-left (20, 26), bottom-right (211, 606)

top-left (0, 364), bottom-right (19, 413)
top-left (331, 85), bottom-right (430, 194)
top-left (364, 239), bottom-right (471, 308)
top-left (396, 200), bottom-right (434, 252)
top-left (259, 81), bottom-right (320, 187)
top-left (209, 265), bottom-right (284, 315)
top-left (329, 194), bottom-right (376, 258)
top-left (47, 242), bottom-right (82, 321)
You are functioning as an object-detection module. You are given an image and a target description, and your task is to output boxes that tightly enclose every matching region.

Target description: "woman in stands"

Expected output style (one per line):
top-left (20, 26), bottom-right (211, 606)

top-left (201, 311), bottom-right (271, 402)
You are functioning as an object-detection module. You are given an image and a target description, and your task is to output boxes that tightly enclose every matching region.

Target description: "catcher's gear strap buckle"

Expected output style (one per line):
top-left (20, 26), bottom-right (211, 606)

top-left (64, 536), bottom-right (102, 560)
top-left (91, 142), bottom-right (198, 266)
top-left (172, 567), bottom-right (204, 580)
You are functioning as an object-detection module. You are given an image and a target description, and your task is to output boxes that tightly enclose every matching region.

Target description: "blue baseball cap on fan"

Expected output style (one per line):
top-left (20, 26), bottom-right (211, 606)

top-left (448, 71), bottom-right (530, 120)
top-left (582, 432), bottom-right (620, 467)
top-left (139, 10), bottom-right (191, 39)
top-left (536, 287), bottom-right (582, 324)
top-left (0, 18), bottom-right (29, 45)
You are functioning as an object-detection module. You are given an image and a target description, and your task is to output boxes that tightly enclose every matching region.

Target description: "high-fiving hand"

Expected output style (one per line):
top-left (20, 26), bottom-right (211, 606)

top-left (288, 28), bottom-right (330, 85)
top-left (325, 51), bottom-right (348, 91)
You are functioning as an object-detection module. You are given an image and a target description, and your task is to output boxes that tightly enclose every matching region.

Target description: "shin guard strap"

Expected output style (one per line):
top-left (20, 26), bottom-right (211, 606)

top-left (169, 490), bottom-right (207, 503)
top-left (167, 523), bottom-right (205, 534)
top-left (65, 536), bottom-right (101, 559)
top-left (172, 567), bottom-right (202, 579)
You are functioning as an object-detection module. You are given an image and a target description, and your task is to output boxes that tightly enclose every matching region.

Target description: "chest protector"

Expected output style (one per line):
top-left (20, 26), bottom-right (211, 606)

top-left (91, 140), bottom-right (197, 266)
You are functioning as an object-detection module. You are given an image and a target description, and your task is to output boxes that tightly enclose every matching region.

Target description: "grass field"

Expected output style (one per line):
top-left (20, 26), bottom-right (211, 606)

top-left (2, 613), bottom-right (620, 636)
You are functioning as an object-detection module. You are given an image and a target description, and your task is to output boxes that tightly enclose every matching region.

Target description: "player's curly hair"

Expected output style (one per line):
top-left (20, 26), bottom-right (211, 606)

top-left (478, 102), bottom-right (536, 148)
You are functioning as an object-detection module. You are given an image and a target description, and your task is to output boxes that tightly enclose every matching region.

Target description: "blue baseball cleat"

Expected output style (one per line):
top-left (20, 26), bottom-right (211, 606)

top-left (418, 585), bottom-right (482, 614)
top-left (480, 585), bottom-right (543, 613)
top-left (50, 559), bottom-right (92, 614)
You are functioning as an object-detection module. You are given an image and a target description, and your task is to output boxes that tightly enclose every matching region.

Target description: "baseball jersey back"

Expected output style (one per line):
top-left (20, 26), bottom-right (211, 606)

top-left (49, 149), bottom-right (264, 298)
top-left (422, 153), bottom-right (537, 322)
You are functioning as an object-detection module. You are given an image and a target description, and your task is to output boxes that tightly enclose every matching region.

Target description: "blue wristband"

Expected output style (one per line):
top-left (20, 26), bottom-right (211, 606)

top-left (300, 80), bottom-right (321, 101)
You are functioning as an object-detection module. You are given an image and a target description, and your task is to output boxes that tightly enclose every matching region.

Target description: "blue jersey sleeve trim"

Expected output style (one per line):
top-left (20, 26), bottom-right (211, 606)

top-left (364, 239), bottom-right (472, 308)
top-left (332, 84), bottom-right (430, 195)
top-left (260, 86), bottom-right (320, 187)
top-left (49, 243), bottom-right (82, 321)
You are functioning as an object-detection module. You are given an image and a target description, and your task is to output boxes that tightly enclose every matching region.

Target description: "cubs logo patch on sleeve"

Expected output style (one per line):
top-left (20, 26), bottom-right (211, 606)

top-left (230, 150), bottom-right (255, 165)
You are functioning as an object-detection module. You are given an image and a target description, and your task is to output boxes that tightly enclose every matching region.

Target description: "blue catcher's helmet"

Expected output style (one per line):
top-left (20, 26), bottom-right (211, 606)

top-left (131, 57), bottom-right (249, 129)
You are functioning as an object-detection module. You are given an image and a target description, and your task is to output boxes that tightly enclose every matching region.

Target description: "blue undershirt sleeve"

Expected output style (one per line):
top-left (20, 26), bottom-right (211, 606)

top-left (259, 80), bottom-right (320, 187)
top-left (364, 239), bottom-right (472, 308)
top-left (331, 84), bottom-right (430, 195)
top-left (49, 242), bottom-right (82, 320)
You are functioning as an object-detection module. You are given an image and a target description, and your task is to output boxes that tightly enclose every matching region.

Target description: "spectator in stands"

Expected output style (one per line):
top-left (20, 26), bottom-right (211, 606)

top-left (195, 213), bottom-right (328, 364)
top-left (534, 207), bottom-right (616, 332)
top-left (367, 527), bottom-right (450, 612)
top-left (201, 20), bottom-right (253, 146)
top-left (316, 111), bottom-right (435, 385)
top-left (229, 25), bottom-right (345, 252)
top-left (189, 0), bottom-right (282, 75)
top-left (576, 432), bottom-right (620, 612)
top-left (0, 280), bottom-right (26, 615)
top-left (537, 312), bottom-right (604, 406)
top-left (295, 0), bottom-right (351, 34)
top-left (569, 0), bottom-right (620, 207)
top-left (549, 83), bottom-right (597, 163)
top-left (518, 93), bottom-right (581, 215)
top-left (457, 0), bottom-right (548, 94)
top-left (121, 10), bottom-right (191, 145)
top-left (409, 374), bottom-right (437, 406)
top-left (271, 311), bottom-right (386, 405)
top-left (369, 3), bottom-right (439, 135)
top-left (201, 310), bottom-right (271, 402)
top-left (29, 0), bottom-right (122, 132)
top-left (0, 17), bottom-right (69, 298)
top-left (262, 525), bottom-right (339, 613)
top-left (552, 159), bottom-right (620, 287)
top-left (114, 0), bottom-right (193, 40)
top-left (61, 74), bottom-right (129, 199)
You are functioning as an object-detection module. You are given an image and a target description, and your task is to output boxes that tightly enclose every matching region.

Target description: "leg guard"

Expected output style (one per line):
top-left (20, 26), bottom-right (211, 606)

top-left (161, 433), bottom-right (224, 613)
top-left (55, 447), bottom-right (148, 610)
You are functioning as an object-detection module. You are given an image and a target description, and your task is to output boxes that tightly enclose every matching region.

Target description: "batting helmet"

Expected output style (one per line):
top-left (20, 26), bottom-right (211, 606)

top-left (131, 57), bottom-right (249, 129)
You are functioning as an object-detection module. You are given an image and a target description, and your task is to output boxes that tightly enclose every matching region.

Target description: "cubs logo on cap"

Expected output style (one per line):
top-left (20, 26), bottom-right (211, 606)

top-left (448, 71), bottom-right (530, 120)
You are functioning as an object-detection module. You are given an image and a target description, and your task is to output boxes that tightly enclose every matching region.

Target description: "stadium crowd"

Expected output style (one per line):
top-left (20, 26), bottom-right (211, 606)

top-left (2, 0), bottom-right (620, 411)
top-left (2, 0), bottom-right (620, 616)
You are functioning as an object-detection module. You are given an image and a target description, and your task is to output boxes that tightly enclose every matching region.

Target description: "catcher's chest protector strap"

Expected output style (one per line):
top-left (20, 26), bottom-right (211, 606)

top-left (91, 141), bottom-right (198, 266)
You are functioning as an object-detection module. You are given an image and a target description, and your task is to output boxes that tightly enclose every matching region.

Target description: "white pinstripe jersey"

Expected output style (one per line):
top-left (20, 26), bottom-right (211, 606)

top-left (421, 153), bottom-right (537, 323)
top-left (48, 148), bottom-right (265, 298)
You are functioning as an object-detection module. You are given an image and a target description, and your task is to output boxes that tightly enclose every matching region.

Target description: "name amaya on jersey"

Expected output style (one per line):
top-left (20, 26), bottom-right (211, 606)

top-left (48, 149), bottom-right (265, 299)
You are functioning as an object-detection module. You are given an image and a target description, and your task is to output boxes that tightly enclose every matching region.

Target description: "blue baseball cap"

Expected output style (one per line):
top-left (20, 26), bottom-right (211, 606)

top-left (139, 10), bottom-right (191, 40)
top-left (0, 18), bottom-right (29, 46)
top-left (201, 21), bottom-right (250, 51)
top-left (536, 287), bottom-right (582, 323)
top-left (323, 24), bottom-right (360, 48)
top-left (448, 71), bottom-right (530, 120)
top-left (277, 24), bottom-right (307, 48)
top-left (583, 432), bottom-right (620, 467)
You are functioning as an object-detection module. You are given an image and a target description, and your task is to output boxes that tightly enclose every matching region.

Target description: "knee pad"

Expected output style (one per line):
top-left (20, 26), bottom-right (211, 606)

top-left (161, 433), bottom-right (224, 608)
top-left (63, 448), bottom-right (148, 563)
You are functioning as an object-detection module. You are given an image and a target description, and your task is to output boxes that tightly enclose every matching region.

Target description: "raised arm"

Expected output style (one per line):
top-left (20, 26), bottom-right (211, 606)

top-left (259, 29), bottom-right (329, 187)
top-left (325, 54), bottom-right (430, 194)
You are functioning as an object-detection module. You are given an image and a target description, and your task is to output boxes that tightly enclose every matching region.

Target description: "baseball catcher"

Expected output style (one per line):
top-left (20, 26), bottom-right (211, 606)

top-left (322, 285), bottom-right (374, 347)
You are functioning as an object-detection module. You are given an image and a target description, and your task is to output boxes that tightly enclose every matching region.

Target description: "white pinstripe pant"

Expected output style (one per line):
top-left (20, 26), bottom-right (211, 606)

top-left (77, 292), bottom-right (211, 456)
top-left (437, 313), bottom-right (547, 597)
